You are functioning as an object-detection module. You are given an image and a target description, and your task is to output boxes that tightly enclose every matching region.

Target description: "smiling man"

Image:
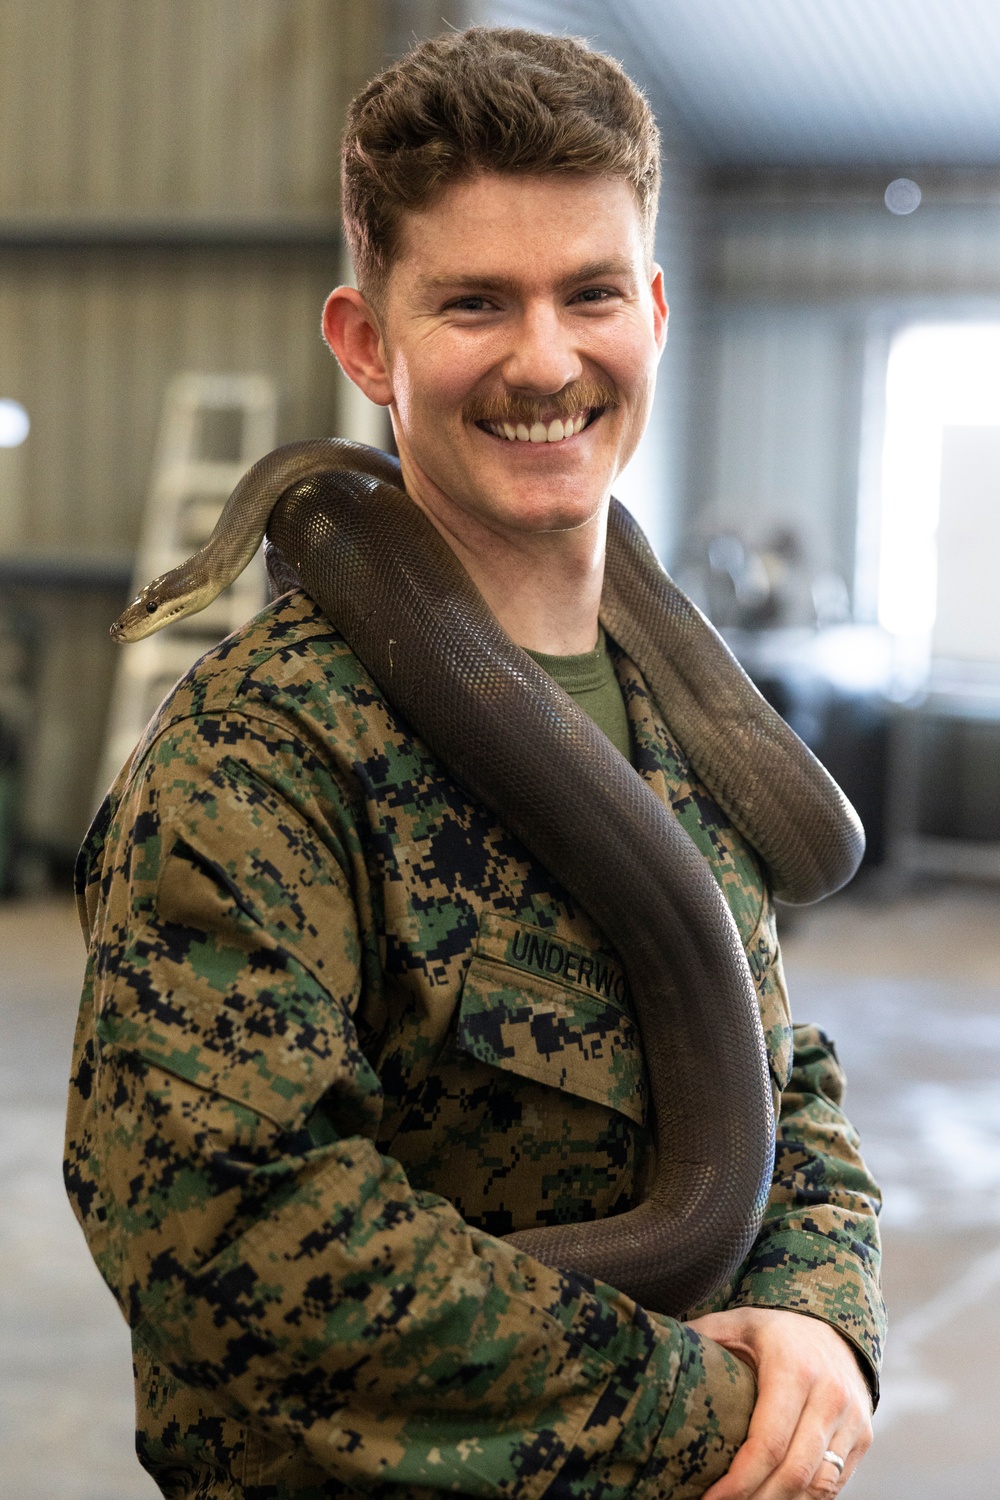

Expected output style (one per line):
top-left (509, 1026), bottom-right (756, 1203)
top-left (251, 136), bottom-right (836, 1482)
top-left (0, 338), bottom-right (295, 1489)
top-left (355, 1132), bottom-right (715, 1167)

top-left (324, 170), bottom-right (660, 664)
top-left (66, 27), bottom-right (884, 1500)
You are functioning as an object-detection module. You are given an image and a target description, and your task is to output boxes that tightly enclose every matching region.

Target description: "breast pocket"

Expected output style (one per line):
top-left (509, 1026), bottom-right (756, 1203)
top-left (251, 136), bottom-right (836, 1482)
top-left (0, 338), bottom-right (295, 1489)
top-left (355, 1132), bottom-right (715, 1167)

top-left (457, 914), bottom-right (647, 1126)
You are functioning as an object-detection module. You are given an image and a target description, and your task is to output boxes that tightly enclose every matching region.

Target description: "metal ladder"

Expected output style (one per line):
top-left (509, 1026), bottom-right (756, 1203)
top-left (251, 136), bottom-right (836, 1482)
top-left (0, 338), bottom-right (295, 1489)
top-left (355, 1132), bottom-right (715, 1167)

top-left (96, 372), bottom-right (277, 802)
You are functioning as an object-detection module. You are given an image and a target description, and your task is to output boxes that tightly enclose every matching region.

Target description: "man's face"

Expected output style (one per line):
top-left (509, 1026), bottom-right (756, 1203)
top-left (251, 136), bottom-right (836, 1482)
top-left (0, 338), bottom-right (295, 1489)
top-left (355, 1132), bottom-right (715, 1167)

top-left (373, 172), bottom-right (667, 544)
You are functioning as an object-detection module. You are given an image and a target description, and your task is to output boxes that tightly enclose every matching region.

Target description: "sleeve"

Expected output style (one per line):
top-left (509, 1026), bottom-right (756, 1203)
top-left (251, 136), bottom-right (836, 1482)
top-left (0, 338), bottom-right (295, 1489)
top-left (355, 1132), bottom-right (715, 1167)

top-left (66, 710), bottom-right (757, 1500)
top-left (688, 932), bottom-right (886, 1401)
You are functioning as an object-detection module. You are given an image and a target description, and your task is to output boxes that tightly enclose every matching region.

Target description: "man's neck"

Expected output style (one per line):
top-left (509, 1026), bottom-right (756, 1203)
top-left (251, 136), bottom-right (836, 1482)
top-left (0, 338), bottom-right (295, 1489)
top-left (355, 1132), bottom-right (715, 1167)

top-left (394, 442), bottom-right (607, 655)
top-left (411, 496), bottom-right (606, 656)
top-left (462, 528), bottom-right (604, 655)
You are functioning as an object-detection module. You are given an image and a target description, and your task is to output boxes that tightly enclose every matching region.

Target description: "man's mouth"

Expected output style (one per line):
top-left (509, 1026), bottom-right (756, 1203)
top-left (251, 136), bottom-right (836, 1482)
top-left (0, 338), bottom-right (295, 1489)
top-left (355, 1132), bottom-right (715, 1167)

top-left (476, 408), bottom-right (599, 444)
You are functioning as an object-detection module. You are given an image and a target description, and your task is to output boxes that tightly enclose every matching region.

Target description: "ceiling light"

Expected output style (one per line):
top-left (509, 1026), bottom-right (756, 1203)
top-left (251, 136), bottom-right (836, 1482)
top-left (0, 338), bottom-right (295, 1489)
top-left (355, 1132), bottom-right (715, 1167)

top-left (0, 399), bottom-right (29, 448)
top-left (885, 178), bottom-right (922, 215)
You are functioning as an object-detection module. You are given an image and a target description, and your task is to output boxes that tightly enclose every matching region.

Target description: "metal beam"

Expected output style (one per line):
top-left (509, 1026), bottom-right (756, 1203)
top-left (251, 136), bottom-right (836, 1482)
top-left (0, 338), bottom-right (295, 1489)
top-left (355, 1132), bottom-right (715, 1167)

top-left (0, 217), bottom-right (340, 250)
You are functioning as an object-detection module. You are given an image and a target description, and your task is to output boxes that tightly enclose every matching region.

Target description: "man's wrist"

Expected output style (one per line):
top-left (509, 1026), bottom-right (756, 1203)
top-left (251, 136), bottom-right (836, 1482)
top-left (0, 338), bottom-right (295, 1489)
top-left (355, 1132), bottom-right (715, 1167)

top-left (716, 1300), bottom-right (880, 1410)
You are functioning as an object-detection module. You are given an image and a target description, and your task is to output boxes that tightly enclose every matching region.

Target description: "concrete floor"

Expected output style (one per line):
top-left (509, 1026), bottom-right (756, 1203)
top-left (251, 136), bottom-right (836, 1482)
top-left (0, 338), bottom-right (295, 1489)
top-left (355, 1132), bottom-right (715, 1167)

top-left (0, 898), bottom-right (158, 1500)
top-left (1, 887), bottom-right (998, 1498)
top-left (779, 885), bottom-right (1000, 1498)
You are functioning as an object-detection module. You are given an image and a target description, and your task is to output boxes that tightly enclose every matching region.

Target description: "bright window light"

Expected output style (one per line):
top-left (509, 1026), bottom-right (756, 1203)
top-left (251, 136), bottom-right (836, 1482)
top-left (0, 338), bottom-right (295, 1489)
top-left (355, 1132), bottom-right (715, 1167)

top-left (0, 398), bottom-right (29, 448)
top-left (879, 324), bottom-right (1000, 638)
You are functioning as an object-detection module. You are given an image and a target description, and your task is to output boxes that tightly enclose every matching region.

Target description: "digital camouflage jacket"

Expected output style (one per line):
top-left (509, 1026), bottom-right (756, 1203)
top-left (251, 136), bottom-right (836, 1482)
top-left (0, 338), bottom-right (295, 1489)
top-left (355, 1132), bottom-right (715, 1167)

top-left (66, 591), bottom-right (885, 1500)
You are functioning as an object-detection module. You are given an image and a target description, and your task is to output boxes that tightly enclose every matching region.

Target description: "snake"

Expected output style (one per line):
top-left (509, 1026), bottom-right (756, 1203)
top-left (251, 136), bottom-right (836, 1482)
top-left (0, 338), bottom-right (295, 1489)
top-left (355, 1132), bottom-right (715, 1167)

top-left (113, 438), bottom-right (864, 1316)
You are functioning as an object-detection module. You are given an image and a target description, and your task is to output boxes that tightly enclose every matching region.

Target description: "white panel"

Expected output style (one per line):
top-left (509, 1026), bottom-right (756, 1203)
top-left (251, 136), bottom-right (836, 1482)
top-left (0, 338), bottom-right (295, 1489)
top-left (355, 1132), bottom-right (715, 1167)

top-left (935, 426), bottom-right (1000, 662)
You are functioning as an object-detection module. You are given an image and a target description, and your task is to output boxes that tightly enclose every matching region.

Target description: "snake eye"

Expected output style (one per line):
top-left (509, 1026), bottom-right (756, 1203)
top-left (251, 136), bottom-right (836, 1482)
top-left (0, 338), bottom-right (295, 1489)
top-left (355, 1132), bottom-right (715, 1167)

top-left (146, 600), bottom-right (158, 614)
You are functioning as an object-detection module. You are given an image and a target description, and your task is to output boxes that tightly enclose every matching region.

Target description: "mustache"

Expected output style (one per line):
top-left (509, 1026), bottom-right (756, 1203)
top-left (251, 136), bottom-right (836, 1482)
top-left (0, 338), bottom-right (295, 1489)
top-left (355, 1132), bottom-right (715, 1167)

top-left (463, 379), bottom-right (620, 429)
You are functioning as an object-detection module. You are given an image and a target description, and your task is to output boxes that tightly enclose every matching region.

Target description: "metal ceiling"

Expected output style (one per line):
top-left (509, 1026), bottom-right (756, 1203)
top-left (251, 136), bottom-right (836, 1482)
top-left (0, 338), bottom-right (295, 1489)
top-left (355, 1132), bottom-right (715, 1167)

top-left (482, 0), bottom-right (1000, 166)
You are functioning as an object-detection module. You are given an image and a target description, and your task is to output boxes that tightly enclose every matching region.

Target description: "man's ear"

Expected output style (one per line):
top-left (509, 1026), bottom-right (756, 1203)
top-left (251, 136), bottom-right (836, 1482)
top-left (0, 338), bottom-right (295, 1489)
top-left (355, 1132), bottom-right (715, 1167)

top-left (650, 264), bottom-right (669, 353)
top-left (322, 287), bottom-right (393, 407)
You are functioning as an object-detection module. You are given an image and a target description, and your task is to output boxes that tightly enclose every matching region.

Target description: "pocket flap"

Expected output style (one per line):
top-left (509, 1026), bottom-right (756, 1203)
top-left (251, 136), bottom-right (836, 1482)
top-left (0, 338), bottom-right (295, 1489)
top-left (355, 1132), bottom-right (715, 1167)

top-left (457, 916), bottom-right (647, 1125)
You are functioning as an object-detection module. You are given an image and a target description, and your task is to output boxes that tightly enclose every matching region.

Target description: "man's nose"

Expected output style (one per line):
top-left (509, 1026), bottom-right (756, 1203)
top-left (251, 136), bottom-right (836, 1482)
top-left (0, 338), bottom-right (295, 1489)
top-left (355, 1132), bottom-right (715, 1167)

top-left (500, 302), bottom-right (583, 394)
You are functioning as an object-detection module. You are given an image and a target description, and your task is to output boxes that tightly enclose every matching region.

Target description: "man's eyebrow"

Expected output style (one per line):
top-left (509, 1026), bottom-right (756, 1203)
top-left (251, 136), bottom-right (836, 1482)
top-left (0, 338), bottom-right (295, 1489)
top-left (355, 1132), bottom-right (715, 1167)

top-left (418, 272), bottom-right (520, 295)
top-left (561, 258), bottom-right (637, 285)
top-left (417, 258), bottom-right (637, 296)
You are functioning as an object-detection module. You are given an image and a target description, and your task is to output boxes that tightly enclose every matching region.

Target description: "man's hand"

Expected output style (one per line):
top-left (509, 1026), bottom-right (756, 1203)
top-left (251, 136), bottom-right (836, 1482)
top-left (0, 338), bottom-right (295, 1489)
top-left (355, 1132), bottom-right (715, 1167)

top-left (686, 1308), bottom-right (873, 1499)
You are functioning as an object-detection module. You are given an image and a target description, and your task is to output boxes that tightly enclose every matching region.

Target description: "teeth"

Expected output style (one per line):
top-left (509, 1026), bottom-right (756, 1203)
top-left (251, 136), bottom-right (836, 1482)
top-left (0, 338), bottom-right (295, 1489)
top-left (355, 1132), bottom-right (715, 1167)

top-left (485, 410), bottom-right (592, 442)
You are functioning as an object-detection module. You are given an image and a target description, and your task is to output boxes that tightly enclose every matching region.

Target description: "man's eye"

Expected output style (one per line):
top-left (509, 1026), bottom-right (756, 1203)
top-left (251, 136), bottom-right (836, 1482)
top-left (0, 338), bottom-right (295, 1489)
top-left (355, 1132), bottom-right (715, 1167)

top-left (448, 296), bottom-right (494, 313)
top-left (574, 287), bottom-right (616, 304)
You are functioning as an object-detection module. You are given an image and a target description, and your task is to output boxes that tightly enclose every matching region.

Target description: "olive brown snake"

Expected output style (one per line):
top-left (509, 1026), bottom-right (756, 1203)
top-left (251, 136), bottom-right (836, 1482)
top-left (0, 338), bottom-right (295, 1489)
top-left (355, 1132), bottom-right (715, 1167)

top-left (113, 438), bottom-right (864, 1316)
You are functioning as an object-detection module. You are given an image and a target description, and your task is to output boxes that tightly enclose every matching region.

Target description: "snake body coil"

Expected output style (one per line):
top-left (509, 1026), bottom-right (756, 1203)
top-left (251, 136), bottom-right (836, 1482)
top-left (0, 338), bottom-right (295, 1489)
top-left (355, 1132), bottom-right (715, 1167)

top-left (114, 439), bottom-right (864, 1316)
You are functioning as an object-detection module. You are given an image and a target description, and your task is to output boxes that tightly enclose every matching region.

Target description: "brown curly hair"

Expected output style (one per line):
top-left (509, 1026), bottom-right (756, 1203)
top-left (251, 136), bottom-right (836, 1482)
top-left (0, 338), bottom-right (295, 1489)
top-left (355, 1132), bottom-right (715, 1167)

top-left (341, 27), bottom-right (661, 304)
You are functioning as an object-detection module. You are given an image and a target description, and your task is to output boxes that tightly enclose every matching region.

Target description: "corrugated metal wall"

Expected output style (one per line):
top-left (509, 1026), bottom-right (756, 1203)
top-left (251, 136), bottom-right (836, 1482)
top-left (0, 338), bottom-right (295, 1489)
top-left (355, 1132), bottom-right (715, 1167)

top-left (2, 243), bottom-right (355, 853)
top-left (0, 0), bottom-right (391, 862)
top-left (711, 172), bottom-right (1000, 299)
top-left (1, 246), bottom-right (347, 555)
top-left (690, 170), bottom-right (1000, 610)
top-left (0, 0), bottom-right (378, 224)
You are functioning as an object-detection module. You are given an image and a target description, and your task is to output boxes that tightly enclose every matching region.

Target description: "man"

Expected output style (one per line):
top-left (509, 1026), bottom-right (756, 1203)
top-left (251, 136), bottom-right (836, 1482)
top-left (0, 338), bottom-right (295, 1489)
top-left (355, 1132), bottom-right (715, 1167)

top-left (66, 27), bottom-right (883, 1500)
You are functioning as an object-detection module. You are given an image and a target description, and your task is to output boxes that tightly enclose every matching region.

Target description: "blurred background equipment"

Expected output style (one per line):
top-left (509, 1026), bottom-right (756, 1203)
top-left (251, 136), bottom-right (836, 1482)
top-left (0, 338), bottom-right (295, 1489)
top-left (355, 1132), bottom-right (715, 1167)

top-left (676, 523), bottom-right (852, 632)
top-left (3, 3), bottom-right (1000, 1499)
top-left (95, 373), bottom-right (275, 799)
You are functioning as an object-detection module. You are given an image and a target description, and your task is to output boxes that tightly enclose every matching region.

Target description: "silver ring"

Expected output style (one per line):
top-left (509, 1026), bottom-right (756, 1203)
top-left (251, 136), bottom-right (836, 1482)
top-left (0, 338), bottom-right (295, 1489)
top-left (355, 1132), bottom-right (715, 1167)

top-left (822, 1450), bottom-right (846, 1475)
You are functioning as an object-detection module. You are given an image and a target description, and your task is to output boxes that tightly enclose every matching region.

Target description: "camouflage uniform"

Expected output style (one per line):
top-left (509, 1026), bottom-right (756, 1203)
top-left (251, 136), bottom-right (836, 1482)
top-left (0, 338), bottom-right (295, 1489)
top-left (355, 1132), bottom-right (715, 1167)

top-left (65, 591), bottom-right (884, 1500)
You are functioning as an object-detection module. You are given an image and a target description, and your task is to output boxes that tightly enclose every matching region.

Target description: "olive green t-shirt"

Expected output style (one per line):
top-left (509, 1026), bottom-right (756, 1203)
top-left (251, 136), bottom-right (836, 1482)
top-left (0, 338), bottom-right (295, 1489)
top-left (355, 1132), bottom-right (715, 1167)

top-left (525, 627), bottom-right (632, 763)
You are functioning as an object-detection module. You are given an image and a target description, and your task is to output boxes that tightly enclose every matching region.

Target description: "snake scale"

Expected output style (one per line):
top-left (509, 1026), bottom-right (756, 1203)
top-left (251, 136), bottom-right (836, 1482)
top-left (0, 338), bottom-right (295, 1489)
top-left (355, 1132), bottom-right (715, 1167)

top-left (113, 438), bottom-right (864, 1316)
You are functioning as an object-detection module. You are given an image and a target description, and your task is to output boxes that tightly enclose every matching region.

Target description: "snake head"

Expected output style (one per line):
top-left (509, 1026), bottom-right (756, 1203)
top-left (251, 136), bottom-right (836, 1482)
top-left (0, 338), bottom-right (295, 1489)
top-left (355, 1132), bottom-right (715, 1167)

top-left (111, 569), bottom-right (217, 643)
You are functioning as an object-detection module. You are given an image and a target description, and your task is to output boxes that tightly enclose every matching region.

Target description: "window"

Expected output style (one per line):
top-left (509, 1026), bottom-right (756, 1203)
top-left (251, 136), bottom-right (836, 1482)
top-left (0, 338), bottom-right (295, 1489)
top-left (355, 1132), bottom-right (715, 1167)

top-left (879, 324), bottom-right (1000, 666)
